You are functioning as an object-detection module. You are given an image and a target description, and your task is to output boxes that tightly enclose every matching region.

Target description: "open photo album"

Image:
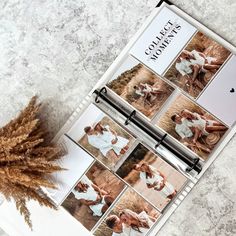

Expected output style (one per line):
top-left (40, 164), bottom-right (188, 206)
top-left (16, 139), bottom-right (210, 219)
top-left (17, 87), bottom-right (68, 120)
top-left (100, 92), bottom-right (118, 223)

top-left (43, 1), bottom-right (236, 235)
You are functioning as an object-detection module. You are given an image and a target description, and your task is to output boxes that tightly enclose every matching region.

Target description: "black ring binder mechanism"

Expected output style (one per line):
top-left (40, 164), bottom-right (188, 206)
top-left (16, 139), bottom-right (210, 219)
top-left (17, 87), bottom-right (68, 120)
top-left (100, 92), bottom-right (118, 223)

top-left (186, 158), bottom-right (200, 172)
top-left (38, 2), bottom-right (236, 236)
top-left (156, 0), bottom-right (173, 8)
top-left (125, 110), bottom-right (136, 125)
top-left (93, 87), bottom-right (202, 174)
top-left (155, 133), bottom-right (168, 149)
top-left (95, 87), bottom-right (107, 103)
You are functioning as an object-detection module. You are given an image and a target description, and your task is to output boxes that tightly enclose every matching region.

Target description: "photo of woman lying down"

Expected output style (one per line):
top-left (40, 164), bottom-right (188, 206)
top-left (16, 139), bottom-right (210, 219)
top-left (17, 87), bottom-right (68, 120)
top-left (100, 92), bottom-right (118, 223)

top-left (171, 109), bottom-right (227, 153)
top-left (175, 49), bottom-right (223, 90)
top-left (164, 32), bottom-right (231, 98)
top-left (157, 95), bottom-right (228, 160)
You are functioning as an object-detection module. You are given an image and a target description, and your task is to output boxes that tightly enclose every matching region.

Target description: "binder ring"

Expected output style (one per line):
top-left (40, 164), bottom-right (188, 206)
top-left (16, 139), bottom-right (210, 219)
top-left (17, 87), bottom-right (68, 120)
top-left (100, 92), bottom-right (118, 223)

top-left (155, 133), bottom-right (167, 149)
top-left (186, 158), bottom-right (200, 172)
top-left (125, 110), bottom-right (136, 125)
top-left (95, 87), bottom-right (107, 103)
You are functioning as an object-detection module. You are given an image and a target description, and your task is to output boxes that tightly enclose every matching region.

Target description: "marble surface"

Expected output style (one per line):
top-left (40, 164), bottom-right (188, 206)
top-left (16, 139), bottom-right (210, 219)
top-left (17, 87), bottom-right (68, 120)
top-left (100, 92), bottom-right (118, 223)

top-left (0, 229), bottom-right (7, 236)
top-left (0, 0), bottom-right (236, 235)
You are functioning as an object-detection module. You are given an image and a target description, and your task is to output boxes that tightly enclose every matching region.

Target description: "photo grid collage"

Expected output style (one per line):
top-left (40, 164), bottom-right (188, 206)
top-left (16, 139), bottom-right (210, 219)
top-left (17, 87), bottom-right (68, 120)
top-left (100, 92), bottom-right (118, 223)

top-left (46, 5), bottom-right (235, 236)
top-left (56, 103), bottom-right (188, 236)
top-left (108, 6), bottom-right (234, 162)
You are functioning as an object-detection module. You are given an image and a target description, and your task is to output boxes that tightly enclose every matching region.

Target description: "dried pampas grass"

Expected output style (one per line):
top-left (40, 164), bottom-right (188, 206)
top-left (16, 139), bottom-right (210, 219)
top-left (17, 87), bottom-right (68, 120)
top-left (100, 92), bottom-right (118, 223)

top-left (0, 96), bottom-right (65, 229)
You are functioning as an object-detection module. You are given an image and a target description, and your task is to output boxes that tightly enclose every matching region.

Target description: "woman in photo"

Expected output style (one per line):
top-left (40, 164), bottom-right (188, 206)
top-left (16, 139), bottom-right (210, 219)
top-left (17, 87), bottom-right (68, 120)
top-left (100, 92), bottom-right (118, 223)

top-left (105, 215), bottom-right (130, 236)
top-left (72, 175), bottom-right (114, 217)
top-left (171, 110), bottom-right (227, 153)
top-left (176, 50), bottom-right (222, 77)
top-left (180, 109), bottom-right (227, 135)
top-left (175, 49), bottom-right (223, 90)
top-left (84, 122), bottom-right (130, 159)
top-left (133, 82), bottom-right (164, 106)
top-left (175, 52), bottom-right (204, 91)
top-left (171, 112), bottom-right (212, 153)
top-left (133, 162), bottom-right (177, 200)
top-left (106, 209), bottom-right (156, 236)
top-left (119, 209), bottom-right (156, 235)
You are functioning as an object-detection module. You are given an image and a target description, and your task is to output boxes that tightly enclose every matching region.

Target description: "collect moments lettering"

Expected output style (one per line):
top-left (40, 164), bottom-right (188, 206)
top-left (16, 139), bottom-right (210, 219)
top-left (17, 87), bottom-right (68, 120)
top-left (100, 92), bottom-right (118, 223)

top-left (145, 20), bottom-right (181, 61)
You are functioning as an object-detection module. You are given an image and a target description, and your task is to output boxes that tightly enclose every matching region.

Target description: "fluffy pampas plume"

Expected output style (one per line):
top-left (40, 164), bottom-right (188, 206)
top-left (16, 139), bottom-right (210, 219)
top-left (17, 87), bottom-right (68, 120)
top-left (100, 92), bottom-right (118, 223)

top-left (0, 96), bottom-right (66, 229)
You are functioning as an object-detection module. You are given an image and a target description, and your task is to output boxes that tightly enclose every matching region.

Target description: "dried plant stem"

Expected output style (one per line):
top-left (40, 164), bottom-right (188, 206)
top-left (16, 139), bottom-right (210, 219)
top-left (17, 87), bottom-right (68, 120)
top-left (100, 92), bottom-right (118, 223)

top-left (0, 96), bottom-right (66, 229)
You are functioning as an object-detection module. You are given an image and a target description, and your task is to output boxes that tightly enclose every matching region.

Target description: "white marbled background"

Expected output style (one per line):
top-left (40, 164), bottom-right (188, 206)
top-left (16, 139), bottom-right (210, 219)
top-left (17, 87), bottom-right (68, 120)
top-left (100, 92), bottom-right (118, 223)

top-left (0, 0), bottom-right (236, 235)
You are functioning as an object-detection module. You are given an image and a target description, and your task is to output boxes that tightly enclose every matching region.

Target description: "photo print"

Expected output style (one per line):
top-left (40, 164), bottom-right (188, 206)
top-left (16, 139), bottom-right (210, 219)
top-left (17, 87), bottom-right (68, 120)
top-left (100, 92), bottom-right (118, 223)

top-left (107, 57), bottom-right (174, 119)
top-left (67, 104), bottom-right (135, 168)
top-left (157, 95), bottom-right (228, 160)
top-left (94, 188), bottom-right (161, 236)
top-left (44, 135), bottom-right (94, 205)
top-left (116, 143), bottom-right (187, 211)
top-left (164, 32), bottom-right (231, 98)
top-left (62, 161), bottom-right (126, 231)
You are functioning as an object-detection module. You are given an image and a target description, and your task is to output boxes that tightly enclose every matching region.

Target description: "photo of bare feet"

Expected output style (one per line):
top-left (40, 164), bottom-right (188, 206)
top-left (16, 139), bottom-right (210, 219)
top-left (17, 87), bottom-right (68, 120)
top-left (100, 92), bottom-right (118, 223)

top-left (107, 57), bottom-right (174, 119)
top-left (116, 143), bottom-right (187, 211)
top-left (157, 95), bottom-right (228, 160)
top-left (164, 32), bottom-right (231, 98)
top-left (94, 188), bottom-right (161, 236)
top-left (62, 162), bottom-right (126, 231)
top-left (67, 104), bottom-right (135, 168)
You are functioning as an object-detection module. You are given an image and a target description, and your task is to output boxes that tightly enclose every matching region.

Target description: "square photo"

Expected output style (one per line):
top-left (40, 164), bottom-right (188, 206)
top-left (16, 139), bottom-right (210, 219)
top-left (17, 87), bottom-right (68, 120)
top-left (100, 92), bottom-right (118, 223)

top-left (116, 143), bottom-right (187, 211)
top-left (62, 161), bottom-right (126, 231)
top-left (67, 104), bottom-right (135, 168)
top-left (157, 95), bottom-right (228, 160)
top-left (107, 57), bottom-right (174, 119)
top-left (94, 188), bottom-right (161, 236)
top-left (164, 32), bottom-right (231, 98)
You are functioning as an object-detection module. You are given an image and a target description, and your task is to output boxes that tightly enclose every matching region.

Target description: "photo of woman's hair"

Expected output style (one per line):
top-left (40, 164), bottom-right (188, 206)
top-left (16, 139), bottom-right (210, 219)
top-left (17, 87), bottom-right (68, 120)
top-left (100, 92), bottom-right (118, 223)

top-left (83, 121), bottom-right (131, 166)
top-left (67, 104), bottom-right (135, 169)
top-left (94, 188), bottom-right (161, 236)
top-left (116, 143), bottom-right (187, 211)
top-left (119, 209), bottom-right (152, 233)
top-left (157, 95), bottom-right (228, 160)
top-left (164, 32), bottom-right (231, 98)
top-left (62, 162), bottom-right (126, 231)
top-left (107, 57), bottom-right (174, 119)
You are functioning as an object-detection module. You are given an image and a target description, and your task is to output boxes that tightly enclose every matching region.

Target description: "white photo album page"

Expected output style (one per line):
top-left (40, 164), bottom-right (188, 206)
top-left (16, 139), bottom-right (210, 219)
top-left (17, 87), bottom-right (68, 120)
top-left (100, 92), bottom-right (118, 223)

top-left (46, 3), bottom-right (236, 236)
